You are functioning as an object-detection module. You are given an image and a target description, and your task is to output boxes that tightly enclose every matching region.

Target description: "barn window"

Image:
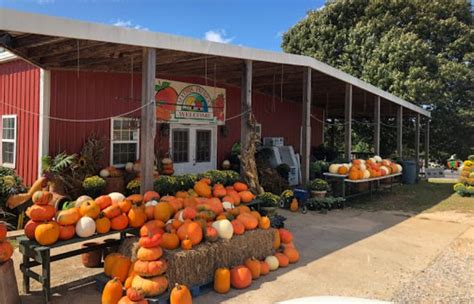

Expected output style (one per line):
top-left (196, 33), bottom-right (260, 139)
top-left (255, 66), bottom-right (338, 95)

top-left (110, 117), bottom-right (139, 167)
top-left (1, 115), bottom-right (17, 168)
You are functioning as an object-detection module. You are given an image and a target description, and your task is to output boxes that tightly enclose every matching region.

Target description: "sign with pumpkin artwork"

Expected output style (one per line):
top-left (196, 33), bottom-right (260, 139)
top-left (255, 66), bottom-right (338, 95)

top-left (155, 79), bottom-right (226, 125)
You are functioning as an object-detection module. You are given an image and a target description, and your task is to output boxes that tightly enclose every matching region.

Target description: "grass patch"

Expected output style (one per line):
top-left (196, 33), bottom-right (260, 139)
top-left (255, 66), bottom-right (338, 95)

top-left (350, 180), bottom-right (474, 214)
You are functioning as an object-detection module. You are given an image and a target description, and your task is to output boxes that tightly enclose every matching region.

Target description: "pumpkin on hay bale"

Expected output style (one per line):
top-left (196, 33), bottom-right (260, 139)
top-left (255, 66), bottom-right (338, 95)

top-left (118, 228), bottom-right (275, 289)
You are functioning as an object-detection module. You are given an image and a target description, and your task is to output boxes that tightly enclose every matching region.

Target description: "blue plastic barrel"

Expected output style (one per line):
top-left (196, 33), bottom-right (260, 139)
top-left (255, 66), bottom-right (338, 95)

top-left (402, 160), bottom-right (417, 184)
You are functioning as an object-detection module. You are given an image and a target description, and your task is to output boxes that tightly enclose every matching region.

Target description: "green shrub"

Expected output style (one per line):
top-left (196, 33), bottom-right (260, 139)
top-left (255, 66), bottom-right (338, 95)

top-left (0, 166), bottom-right (26, 210)
top-left (175, 174), bottom-right (197, 191)
top-left (82, 175), bottom-right (106, 198)
top-left (309, 178), bottom-right (329, 191)
top-left (256, 192), bottom-right (280, 207)
top-left (154, 176), bottom-right (177, 196)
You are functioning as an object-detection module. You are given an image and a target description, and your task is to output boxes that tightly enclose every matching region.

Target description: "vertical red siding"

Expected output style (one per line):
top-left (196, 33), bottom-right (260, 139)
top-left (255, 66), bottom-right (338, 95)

top-left (50, 70), bottom-right (323, 168)
top-left (0, 60), bottom-right (40, 185)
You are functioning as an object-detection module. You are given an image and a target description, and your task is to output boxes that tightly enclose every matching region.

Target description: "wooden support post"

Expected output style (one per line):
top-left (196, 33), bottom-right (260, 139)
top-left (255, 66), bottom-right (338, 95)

top-left (301, 67), bottom-right (312, 184)
top-left (425, 118), bottom-right (430, 168)
top-left (140, 48), bottom-right (156, 194)
top-left (415, 113), bottom-right (420, 169)
top-left (240, 60), bottom-right (252, 175)
top-left (38, 69), bottom-right (51, 177)
top-left (321, 109), bottom-right (326, 145)
top-left (344, 84), bottom-right (352, 162)
top-left (397, 106), bottom-right (403, 158)
top-left (374, 96), bottom-right (381, 156)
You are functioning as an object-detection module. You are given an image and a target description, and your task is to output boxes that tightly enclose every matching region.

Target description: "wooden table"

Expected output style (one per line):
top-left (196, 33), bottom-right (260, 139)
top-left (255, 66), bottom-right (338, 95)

top-left (323, 173), bottom-right (402, 199)
top-left (18, 228), bottom-right (138, 303)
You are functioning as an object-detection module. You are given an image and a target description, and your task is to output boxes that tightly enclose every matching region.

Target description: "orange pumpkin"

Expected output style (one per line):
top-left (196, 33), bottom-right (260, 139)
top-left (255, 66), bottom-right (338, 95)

top-left (214, 267), bottom-right (230, 294)
top-left (134, 259), bottom-right (168, 277)
top-left (182, 207), bottom-right (197, 220)
top-left (32, 190), bottom-right (52, 205)
top-left (56, 207), bottom-right (81, 226)
top-left (127, 194), bottom-right (144, 204)
top-left (213, 187), bottom-right (226, 198)
top-left (230, 265), bottom-right (252, 289)
top-left (233, 182), bottom-right (248, 192)
top-left (79, 200), bottom-right (101, 219)
top-left (177, 221), bottom-right (202, 245)
top-left (284, 247), bottom-right (300, 263)
top-left (110, 214), bottom-right (129, 231)
top-left (103, 205), bottom-right (122, 219)
top-left (0, 240), bottom-right (13, 262)
top-left (144, 191), bottom-right (160, 202)
top-left (118, 200), bottom-right (132, 214)
top-left (250, 211), bottom-right (261, 221)
top-left (145, 205), bottom-right (155, 220)
top-left (290, 198), bottom-right (298, 212)
top-left (131, 275), bottom-right (168, 297)
top-left (137, 246), bottom-right (163, 261)
top-left (227, 190), bottom-right (241, 206)
top-left (170, 283), bottom-right (192, 304)
top-left (96, 215), bottom-right (111, 234)
top-left (110, 255), bottom-right (132, 283)
top-left (237, 213), bottom-right (258, 230)
top-left (337, 166), bottom-right (348, 175)
top-left (231, 219), bottom-right (245, 235)
top-left (244, 257), bottom-right (261, 280)
top-left (348, 169), bottom-right (359, 180)
top-left (101, 277), bottom-right (123, 304)
top-left (117, 296), bottom-right (147, 304)
top-left (139, 234), bottom-right (162, 248)
top-left (238, 191), bottom-right (255, 203)
top-left (279, 228), bottom-right (293, 244)
top-left (259, 261), bottom-right (270, 275)
top-left (205, 226), bottom-right (218, 242)
top-left (175, 191), bottom-right (189, 199)
top-left (273, 229), bottom-right (281, 249)
top-left (181, 238), bottom-right (192, 250)
top-left (259, 216), bottom-right (271, 230)
top-left (128, 205), bottom-right (147, 228)
top-left (126, 288), bottom-right (145, 302)
top-left (26, 204), bottom-right (55, 221)
top-left (160, 232), bottom-right (180, 250)
top-left (24, 220), bottom-right (40, 240)
top-left (194, 181), bottom-right (212, 197)
top-left (58, 225), bottom-right (75, 241)
top-left (154, 202), bottom-right (174, 222)
top-left (237, 205), bottom-right (251, 214)
top-left (275, 253), bottom-right (289, 267)
top-left (35, 221), bottom-right (60, 245)
top-left (140, 220), bottom-right (165, 237)
top-left (95, 195), bottom-right (113, 210)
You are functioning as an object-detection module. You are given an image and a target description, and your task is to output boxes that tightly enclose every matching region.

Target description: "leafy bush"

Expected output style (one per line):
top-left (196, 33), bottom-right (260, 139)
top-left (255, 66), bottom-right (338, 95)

top-left (0, 167), bottom-right (26, 209)
top-left (309, 178), bottom-right (329, 191)
top-left (196, 170), bottom-right (240, 186)
top-left (175, 174), bottom-right (197, 191)
top-left (153, 176), bottom-right (177, 196)
top-left (82, 175), bottom-right (106, 198)
top-left (256, 192), bottom-right (280, 207)
top-left (310, 160), bottom-right (329, 178)
top-left (307, 196), bottom-right (345, 212)
top-left (126, 179), bottom-right (140, 195)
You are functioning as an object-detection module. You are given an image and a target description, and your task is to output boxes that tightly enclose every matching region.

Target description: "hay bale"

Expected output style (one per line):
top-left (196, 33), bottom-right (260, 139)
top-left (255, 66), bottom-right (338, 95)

top-left (119, 236), bottom-right (140, 261)
top-left (119, 228), bottom-right (275, 289)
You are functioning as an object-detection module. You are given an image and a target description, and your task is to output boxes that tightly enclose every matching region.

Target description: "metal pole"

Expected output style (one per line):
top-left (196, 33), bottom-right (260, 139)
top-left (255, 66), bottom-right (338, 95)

top-left (344, 84), bottom-right (352, 162)
top-left (374, 96), bottom-right (380, 156)
top-left (301, 67), bottom-right (312, 184)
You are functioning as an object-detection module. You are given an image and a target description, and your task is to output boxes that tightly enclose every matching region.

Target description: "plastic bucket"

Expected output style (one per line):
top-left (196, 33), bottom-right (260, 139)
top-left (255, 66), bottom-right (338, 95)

top-left (402, 160), bottom-right (417, 184)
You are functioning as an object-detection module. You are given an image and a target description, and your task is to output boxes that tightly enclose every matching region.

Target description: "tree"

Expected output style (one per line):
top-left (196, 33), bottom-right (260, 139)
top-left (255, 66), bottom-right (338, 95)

top-left (282, 0), bottom-right (473, 161)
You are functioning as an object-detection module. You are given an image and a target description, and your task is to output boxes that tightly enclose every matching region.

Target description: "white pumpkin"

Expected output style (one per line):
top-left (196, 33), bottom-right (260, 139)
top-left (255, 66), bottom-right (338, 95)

top-left (265, 256), bottom-right (279, 271)
top-left (363, 170), bottom-right (370, 179)
top-left (222, 160), bottom-right (231, 169)
top-left (99, 169), bottom-right (110, 178)
top-left (161, 158), bottom-right (173, 165)
top-left (360, 159), bottom-right (366, 164)
top-left (374, 155), bottom-right (382, 162)
top-left (145, 200), bottom-right (158, 207)
top-left (396, 164), bottom-right (403, 172)
top-left (212, 219), bottom-right (234, 240)
top-left (125, 162), bottom-right (134, 172)
top-left (382, 159), bottom-right (391, 166)
top-left (328, 164), bottom-right (340, 174)
top-left (75, 195), bottom-right (92, 209)
top-left (359, 164), bottom-right (367, 171)
top-left (222, 201), bottom-right (234, 211)
top-left (108, 192), bottom-right (125, 204)
top-left (76, 216), bottom-right (96, 237)
top-left (368, 157), bottom-right (376, 163)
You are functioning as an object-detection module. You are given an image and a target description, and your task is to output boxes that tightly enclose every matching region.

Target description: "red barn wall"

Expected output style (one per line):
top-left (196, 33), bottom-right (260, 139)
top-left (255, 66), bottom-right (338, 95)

top-left (0, 60), bottom-right (40, 185)
top-left (49, 70), bottom-right (323, 168)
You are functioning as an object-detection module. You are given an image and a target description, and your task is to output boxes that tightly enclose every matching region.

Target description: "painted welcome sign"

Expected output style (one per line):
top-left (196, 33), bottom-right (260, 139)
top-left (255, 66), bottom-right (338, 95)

top-left (155, 79), bottom-right (226, 125)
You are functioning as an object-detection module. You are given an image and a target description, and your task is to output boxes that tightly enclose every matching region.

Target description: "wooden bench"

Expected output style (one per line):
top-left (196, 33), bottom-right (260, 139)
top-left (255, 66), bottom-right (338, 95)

top-left (18, 228), bottom-right (138, 303)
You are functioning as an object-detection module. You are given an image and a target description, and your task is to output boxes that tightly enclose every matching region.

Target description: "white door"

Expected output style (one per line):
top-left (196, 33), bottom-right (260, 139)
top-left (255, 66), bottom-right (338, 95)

top-left (170, 124), bottom-right (217, 174)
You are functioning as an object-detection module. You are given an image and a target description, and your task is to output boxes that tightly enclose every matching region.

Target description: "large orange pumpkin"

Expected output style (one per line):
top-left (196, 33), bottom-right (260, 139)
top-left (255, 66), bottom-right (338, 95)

top-left (35, 221), bottom-right (60, 245)
top-left (56, 207), bottom-right (81, 226)
top-left (194, 181), bottom-right (211, 197)
top-left (134, 259), bottom-right (168, 277)
top-left (109, 254), bottom-right (132, 283)
top-left (237, 213), bottom-right (258, 230)
top-left (244, 257), bottom-right (261, 280)
top-left (278, 228), bottom-right (293, 244)
top-left (161, 232), bottom-right (180, 250)
top-left (95, 195), bottom-right (113, 210)
top-left (177, 221), bottom-right (203, 245)
top-left (102, 205), bottom-right (122, 219)
top-left (139, 234), bottom-right (162, 248)
top-left (259, 216), bottom-right (271, 230)
top-left (101, 277), bottom-right (123, 304)
top-left (128, 205), bottom-right (147, 228)
top-left (214, 267), bottom-right (230, 294)
top-left (32, 190), bottom-right (52, 205)
top-left (260, 261), bottom-right (270, 275)
top-left (110, 214), bottom-right (128, 231)
top-left (118, 200), bottom-right (132, 214)
top-left (131, 275), bottom-right (168, 297)
top-left (154, 202), bottom-right (174, 222)
top-left (231, 219), bottom-right (245, 235)
top-left (140, 220), bottom-right (165, 237)
top-left (24, 220), bottom-right (40, 240)
top-left (230, 265), bottom-right (252, 289)
top-left (96, 215), bottom-right (111, 234)
top-left (79, 200), bottom-right (101, 219)
top-left (144, 191), bottom-right (160, 202)
top-left (170, 283), bottom-right (192, 304)
top-left (227, 190), bottom-right (241, 206)
top-left (284, 247), bottom-right (300, 263)
top-left (137, 246), bottom-right (163, 261)
top-left (58, 225), bottom-right (75, 241)
top-left (238, 191), bottom-right (255, 203)
top-left (233, 182), bottom-right (248, 192)
top-left (275, 252), bottom-right (289, 267)
top-left (26, 204), bottom-right (55, 221)
top-left (0, 240), bottom-right (13, 262)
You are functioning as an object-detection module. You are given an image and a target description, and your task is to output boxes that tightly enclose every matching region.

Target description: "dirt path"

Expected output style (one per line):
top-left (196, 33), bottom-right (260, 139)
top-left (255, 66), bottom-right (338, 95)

top-left (12, 208), bottom-right (474, 304)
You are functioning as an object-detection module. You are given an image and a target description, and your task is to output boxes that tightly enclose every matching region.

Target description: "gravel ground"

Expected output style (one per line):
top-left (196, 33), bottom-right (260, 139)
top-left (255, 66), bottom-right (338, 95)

top-left (392, 228), bottom-right (474, 304)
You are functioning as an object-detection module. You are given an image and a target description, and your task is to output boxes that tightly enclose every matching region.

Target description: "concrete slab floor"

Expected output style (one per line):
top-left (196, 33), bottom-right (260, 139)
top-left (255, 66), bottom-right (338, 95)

top-left (12, 208), bottom-right (473, 304)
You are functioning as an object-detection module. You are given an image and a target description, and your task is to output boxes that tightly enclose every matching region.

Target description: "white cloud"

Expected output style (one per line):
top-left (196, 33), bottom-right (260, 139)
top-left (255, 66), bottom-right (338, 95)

top-left (112, 19), bottom-right (149, 31)
top-left (204, 30), bottom-right (234, 44)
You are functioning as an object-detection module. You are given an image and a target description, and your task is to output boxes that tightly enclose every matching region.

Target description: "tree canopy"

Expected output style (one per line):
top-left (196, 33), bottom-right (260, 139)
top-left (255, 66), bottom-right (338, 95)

top-left (282, 0), bottom-right (473, 161)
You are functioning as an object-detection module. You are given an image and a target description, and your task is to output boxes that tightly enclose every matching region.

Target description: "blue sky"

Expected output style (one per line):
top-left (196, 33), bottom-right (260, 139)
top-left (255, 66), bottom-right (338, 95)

top-left (0, 0), bottom-right (326, 51)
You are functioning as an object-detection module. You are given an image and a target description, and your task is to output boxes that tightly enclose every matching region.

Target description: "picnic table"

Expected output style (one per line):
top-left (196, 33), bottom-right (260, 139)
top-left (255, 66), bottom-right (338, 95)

top-left (323, 172), bottom-right (402, 199)
top-left (18, 227), bottom-right (139, 303)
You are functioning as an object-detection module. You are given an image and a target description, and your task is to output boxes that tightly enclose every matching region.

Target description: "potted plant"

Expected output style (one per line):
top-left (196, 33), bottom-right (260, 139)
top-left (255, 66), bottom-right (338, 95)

top-left (256, 192), bottom-right (280, 216)
top-left (82, 175), bottom-right (106, 198)
top-left (309, 178), bottom-right (329, 198)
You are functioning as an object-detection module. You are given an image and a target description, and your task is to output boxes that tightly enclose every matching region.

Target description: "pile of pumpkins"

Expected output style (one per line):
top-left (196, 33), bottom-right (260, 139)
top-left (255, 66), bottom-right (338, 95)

top-left (160, 158), bottom-right (174, 176)
top-left (0, 222), bottom-right (14, 264)
top-left (328, 156), bottom-right (402, 180)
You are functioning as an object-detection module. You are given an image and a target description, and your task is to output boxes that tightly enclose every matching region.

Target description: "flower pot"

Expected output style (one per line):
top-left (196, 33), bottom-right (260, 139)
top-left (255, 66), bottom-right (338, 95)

top-left (81, 242), bottom-right (102, 268)
top-left (261, 206), bottom-right (277, 216)
top-left (311, 190), bottom-right (327, 198)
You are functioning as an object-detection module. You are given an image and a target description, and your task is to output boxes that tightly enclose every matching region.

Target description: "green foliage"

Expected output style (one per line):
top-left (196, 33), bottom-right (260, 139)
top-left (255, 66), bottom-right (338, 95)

top-left (282, 0), bottom-right (474, 161)
top-left (0, 167), bottom-right (26, 211)
top-left (126, 179), bottom-right (141, 195)
top-left (256, 192), bottom-right (280, 207)
top-left (175, 174), bottom-right (197, 191)
top-left (309, 178), bottom-right (329, 191)
top-left (41, 152), bottom-right (77, 175)
top-left (310, 160), bottom-right (330, 178)
top-left (82, 175), bottom-right (106, 198)
top-left (153, 176), bottom-right (177, 196)
top-left (307, 196), bottom-right (345, 212)
top-left (196, 170), bottom-right (240, 186)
